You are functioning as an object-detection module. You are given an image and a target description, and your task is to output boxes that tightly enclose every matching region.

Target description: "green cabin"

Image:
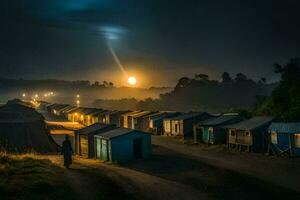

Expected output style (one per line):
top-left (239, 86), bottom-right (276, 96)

top-left (75, 123), bottom-right (116, 158)
top-left (94, 128), bottom-right (151, 162)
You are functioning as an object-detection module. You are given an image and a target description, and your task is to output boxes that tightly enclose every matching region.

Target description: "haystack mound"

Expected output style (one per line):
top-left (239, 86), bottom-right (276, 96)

top-left (0, 100), bottom-right (58, 152)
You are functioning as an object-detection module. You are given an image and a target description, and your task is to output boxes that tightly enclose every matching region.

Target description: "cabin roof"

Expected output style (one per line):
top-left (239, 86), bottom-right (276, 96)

top-left (88, 109), bottom-right (106, 116)
top-left (198, 114), bottom-right (241, 126)
top-left (143, 112), bottom-right (163, 119)
top-left (168, 112), bottom-right (206, 121)
top-left (223, 117), bottom-right (273, 130)
top-left (131, 111), bottom-right (152, 118)
top-left (77, 123), bottom-right (114, 135)
top-left (98, 128), bottom-right (147, 139)
top-left (109, 110), bottom-right (131, 116)
top-left (152, 112), bottom-right (181, 121)
top-left (268, 123), bottom-right (300, 134)
top-left (121, 110), bottom-right (142, 117)
top-left (69, 107), bottom-right (99, 115)
top-left (61, 105), bottom-right (77, 113)
top-left (55, 104), bottom-right (71, 112)
top-left (49, 104), bottom-right (67, 110)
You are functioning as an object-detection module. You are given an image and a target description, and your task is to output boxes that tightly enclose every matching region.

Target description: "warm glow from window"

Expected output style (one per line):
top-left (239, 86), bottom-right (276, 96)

top-left (128, 76), bottom-right (137, 86)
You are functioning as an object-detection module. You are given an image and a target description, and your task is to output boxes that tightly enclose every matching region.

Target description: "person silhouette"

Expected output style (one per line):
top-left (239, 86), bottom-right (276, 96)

top-left (61, 135), bottom-right (73, 169)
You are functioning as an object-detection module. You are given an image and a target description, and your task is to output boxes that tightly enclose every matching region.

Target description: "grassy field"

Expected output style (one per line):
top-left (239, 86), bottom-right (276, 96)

top-left (0, 153), bottom-right (131, 200)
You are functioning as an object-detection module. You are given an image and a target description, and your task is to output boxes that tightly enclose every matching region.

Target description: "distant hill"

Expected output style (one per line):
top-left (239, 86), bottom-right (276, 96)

top-left (94, 74), bottom-right (278, 113)
top-left (0, 78), bottom-right (172, 106)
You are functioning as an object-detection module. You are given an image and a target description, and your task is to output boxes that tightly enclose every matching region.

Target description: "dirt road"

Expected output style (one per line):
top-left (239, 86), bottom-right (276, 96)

top-left (47, 156), bottom-right (209, 200)
top-left (42, 136), bottom-right (300, 200)
top-left (152, 136), bottom-right (300, 193)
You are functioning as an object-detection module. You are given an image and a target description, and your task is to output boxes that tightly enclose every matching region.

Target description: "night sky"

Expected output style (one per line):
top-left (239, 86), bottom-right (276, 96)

top-left (1, 0), bottom-right (300, 87)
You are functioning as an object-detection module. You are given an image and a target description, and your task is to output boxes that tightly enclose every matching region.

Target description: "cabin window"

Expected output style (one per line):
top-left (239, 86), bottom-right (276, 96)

top-left (245, 131), bottom-right (251, 137)
top-left (271, 132), bottom-right (278, 144)
top-left (175, 124), bottom-right (178, 132)
top-left (149, 120), bottom-right (153, 128)
top-left (295, 134), bottom-right (300, 148)
top-left (230, 130), bottom-right (236, 137)
top-left (208, 128), bottom-right (213, 134)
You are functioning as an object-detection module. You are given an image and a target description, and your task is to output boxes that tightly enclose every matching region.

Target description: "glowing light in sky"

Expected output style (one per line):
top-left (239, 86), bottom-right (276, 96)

top-left (128, 76), bottom-right (137, 86)
top-left (108, 47), bottom-right (127, 77)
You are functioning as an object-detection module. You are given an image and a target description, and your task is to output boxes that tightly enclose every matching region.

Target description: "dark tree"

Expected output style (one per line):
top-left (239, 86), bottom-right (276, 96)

top-left (175, 77), bottom-right (191, 89)
top-left (103, 81), bottom-right (108, 87)
top-left (195, 74), bottom-right (209, 81)
top-left (94, 81), bottom-right (99, 86)
top-left (235, 73), bottom-right (248, 82)
top-left (258, 77), bottom-right (267, 85)
top-left (257, 58), bottom-right (300, 121)
top-left (221, 72), bottom-right (232, 83)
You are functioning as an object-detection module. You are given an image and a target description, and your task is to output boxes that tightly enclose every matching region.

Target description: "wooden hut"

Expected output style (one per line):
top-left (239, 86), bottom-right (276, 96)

top-left (149, 112), bottom-right (181, 135)
top-left (127, 111), bottom-right (150, 129)
top-left (120, 111), bottom-right (142, 128)
top-left (67, 107), bottom-right (98, 125)
top-left (268, 123), bottom-right (300, 156)
top-left (75, 123), bottom-right (116, 158)
top-left (104, 110), bottom-right (130, 127)
top-left (136, 112), bottom-right (164, 132)
top-left (223, 117), bottom-right (273, 152)
top-left (130, 111), bottom-right (154, 130)
top-left (196, 114), bottom-right (243, 144)
top-left (47, 104), bottom-right (69, 116)
top-left (56, 105), bottom-right (76, 116)
top-left (165, 112), bottom-right (213, 138)
top-left (83, 109), bottom-right (105, 126)
top-left (52, 104), bottom-right (70, 116)
top-left (94, 128), bottom-right (151, 162)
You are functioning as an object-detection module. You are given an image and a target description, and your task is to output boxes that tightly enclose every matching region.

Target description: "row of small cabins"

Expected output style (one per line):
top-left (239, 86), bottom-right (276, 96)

top-left (46, 103), bottom-right (300, 159)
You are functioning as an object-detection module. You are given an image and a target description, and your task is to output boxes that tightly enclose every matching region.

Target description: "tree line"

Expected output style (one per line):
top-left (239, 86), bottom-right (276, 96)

top-left (94, 58), bottom-right (300, 122)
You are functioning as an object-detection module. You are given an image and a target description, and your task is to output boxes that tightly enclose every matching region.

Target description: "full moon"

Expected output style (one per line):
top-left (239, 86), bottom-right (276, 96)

top-left (128, 76), bottom-right (137, 86)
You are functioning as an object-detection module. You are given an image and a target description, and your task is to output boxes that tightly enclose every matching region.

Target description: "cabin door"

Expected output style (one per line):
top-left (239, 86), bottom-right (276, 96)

top-left (96, 138), bottom-right (101, 159)
top-left (133, 138), bottom-right (143, 159)
top-left (101, 139), bottom-right (109, 161)
top-left (80, 135), bottom-right (88, 157)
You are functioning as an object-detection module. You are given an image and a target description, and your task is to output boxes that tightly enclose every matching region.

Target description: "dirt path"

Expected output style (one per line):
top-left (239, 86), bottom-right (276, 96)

top-left (47, 155), bottom-right (210, 200)
top-left (152, 136), bottom-right (300, 192)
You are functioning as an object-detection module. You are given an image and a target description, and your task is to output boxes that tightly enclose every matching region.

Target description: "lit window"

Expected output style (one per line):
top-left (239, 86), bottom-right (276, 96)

top-left (149, 120), bottom-right (153, 128)
top-left (271, 132), bottom-right (277, 144)
top-left (295, 134), bottom-right (300, 148)
top-left (246, 131), bottom-right (251, 137)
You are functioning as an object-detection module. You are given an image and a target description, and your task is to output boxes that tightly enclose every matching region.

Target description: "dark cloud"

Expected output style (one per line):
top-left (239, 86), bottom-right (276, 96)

top-left (0, 0), bottom-right (299, 86)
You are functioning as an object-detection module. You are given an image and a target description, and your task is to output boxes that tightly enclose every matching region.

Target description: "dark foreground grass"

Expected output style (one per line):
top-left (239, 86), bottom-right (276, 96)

top-left (0, 154), bottom-right (132, 200)
top-left (0, 154), bottom-right (76, 200)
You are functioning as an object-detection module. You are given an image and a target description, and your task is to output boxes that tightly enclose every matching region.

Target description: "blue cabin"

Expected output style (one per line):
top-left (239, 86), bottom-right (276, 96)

top-left (94, 128), bottom-right (151, 162)
top-left (224, 117), bottom-right (273, 152)
top-left (165, 112), bottom-right (213, 138)
top-left (196, 114), bottom-right (243, 144)
top-left (268, 123), bottom-right (300, 156)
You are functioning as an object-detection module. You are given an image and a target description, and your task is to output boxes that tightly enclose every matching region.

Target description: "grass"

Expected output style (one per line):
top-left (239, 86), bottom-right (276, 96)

top-left (0, 153), bottom-right (76, 200)
top-left (0, 153), bottom-right (132, 200)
